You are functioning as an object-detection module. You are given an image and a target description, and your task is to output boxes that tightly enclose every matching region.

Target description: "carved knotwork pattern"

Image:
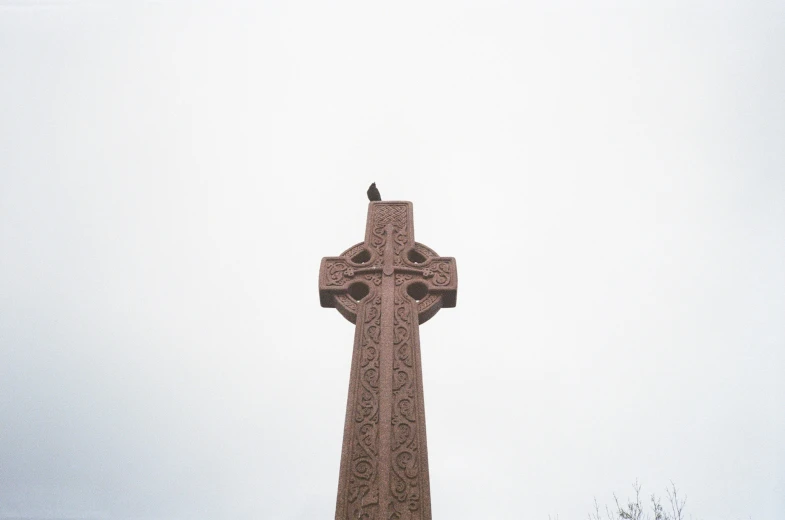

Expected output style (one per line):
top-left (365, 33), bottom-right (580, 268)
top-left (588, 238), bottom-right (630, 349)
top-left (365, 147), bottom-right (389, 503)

top-left (417, 293), bottom-right (439, 310)
top-left (346, 243), bottom-right (369, 260)
top-left (370, 204), bottom-right (409, 262)
top-left (413, 243), bottom-right (435, 258)
top-left (388, 284), bottom-right (422, 517)
top-left (374, 204), bottom-right (408, 227)
top-left (347, 293), bottom-right (382, 519)
top-left (335, 294), bottom-right (357, 313)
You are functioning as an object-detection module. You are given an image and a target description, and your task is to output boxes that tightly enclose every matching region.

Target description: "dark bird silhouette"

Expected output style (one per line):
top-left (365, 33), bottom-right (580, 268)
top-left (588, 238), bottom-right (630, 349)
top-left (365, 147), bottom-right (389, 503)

top-left (367, 182), bottom-right (382, 201)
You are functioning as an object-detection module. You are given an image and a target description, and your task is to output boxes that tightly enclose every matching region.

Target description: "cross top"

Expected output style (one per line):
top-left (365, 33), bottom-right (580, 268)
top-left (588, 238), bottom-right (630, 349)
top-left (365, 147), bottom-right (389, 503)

top-left (320, 202), bottom-right (457, 325)
top-left (319, 201), bottom-right (457, 520)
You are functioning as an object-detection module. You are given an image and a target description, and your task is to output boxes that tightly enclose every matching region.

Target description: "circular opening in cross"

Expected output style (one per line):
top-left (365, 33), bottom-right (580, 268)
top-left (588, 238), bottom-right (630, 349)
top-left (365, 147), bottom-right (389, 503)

top-left (407, 282), bottom-right (428, 302)
top-left (348, 282), bottom-right (370, 302)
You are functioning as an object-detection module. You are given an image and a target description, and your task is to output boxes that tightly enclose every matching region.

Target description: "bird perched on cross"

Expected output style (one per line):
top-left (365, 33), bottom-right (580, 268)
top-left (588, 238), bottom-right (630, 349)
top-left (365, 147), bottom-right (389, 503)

top-left (367, 182), bottom-right (382, 201)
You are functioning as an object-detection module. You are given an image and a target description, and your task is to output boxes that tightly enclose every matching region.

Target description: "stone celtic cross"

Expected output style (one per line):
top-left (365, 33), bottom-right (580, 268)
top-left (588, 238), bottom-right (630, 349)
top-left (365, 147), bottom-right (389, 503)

top-left (319, 201), bottom-right (458, 520)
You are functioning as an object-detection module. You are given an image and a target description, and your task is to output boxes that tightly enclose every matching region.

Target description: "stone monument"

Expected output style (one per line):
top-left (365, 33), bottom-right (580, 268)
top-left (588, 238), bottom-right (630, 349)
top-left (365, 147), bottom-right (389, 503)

top-left (319, 200), bottom-right (458, 520)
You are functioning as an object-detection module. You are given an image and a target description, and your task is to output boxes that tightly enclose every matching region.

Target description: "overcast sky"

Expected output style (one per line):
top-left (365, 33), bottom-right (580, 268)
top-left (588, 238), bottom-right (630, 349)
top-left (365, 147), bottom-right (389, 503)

top-left (1, 1), bottom-right (784, 519)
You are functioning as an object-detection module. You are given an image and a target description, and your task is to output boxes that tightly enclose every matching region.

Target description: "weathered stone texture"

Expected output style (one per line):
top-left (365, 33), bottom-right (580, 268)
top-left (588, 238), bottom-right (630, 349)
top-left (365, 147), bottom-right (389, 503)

top-left (319, 201), bottom-right (457, 520)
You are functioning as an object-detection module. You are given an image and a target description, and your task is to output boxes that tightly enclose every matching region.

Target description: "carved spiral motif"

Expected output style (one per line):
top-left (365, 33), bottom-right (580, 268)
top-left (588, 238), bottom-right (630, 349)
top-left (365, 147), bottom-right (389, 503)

top-left (326, 261), bottom-right (351, 286)
top-left (365, 274), bottom-right (382, 286)
top-left (388, 284), bottom-right (422, 518)
top-left (347, 293), bottom-right (382, 520)
top-left (427, 261), bottom-right (451, 286)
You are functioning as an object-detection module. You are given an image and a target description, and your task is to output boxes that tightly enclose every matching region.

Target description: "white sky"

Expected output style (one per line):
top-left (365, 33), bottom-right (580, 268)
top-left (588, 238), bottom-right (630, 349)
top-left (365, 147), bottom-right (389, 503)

top-left (1, 1), bottom-right (784, 519)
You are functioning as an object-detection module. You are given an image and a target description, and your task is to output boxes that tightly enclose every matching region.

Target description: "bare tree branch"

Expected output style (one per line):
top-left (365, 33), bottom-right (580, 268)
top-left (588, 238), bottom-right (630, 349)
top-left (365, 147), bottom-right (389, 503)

top-left (666, 481), bottom-right (686, 520)
top-left (585, 481), bottom-right (691, 520)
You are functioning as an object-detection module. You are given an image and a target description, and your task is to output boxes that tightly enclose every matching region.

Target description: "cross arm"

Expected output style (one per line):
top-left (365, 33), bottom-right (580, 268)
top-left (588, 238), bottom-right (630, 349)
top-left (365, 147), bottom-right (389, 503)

top-left (410, 256), bottom-right (457, 308)
top-left (319, 256), bottom-right (381, 308)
